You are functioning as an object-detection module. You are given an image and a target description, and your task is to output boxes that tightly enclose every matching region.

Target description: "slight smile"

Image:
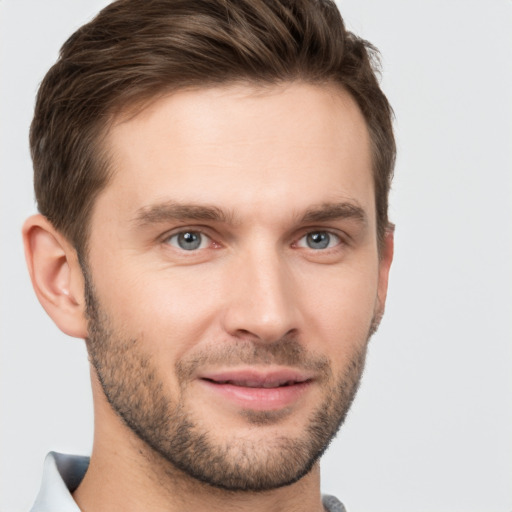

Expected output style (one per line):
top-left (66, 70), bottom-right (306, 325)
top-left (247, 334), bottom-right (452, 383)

top-left (198, 368), bottom-right (315, 411)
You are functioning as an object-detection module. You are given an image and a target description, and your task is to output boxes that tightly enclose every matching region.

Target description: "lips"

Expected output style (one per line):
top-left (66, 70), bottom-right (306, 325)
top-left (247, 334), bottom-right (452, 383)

top-left (197, 369), bottom-right (314, 411)
top-left (204, 377), bottom-right (307, 388)
top-left (200, 369), bottom-right (312, 387)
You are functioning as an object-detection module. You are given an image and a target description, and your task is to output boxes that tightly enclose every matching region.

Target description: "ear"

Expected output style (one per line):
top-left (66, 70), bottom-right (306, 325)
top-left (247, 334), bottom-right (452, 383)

top-left (376, 225), bottom-right (394, 316)
top-left (22, 214), bottom-right (88, 338)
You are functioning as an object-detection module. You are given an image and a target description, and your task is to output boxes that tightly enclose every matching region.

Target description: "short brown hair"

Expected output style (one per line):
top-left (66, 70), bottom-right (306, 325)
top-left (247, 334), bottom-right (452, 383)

top-left (30, 0), bottom-right (395, 255)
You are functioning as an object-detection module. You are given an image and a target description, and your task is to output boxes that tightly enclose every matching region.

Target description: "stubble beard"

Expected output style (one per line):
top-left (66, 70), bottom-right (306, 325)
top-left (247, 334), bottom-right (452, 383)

top-left (83, 271), bottom-right (374, 492)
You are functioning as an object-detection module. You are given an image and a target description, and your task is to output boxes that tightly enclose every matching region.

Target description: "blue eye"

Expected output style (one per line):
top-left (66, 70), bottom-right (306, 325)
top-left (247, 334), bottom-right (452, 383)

top-left (167, 231), bottom-right (209, 251)
top-left (298, 231), bottom-right (340, 250)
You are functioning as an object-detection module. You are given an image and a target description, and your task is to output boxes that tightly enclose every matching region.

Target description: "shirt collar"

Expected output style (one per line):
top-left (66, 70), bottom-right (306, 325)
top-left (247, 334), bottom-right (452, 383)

top-left (30, 452), bottom-right (89, 512)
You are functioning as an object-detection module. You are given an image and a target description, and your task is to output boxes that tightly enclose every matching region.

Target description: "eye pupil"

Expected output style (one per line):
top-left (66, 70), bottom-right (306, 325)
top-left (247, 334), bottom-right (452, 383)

top-left (178, 232), bottom-right (201, 250)
top-left (306, 232), bottom-right (330, 249)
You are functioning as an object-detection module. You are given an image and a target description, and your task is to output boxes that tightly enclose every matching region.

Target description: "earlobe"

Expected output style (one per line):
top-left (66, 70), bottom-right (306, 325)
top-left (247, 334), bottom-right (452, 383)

top-left (22, 214), bottom-right (88, 339)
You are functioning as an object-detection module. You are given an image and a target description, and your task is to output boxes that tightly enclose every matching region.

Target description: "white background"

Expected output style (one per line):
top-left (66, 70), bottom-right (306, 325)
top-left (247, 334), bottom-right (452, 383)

top-left (1, 1), bottom-right (511, 511)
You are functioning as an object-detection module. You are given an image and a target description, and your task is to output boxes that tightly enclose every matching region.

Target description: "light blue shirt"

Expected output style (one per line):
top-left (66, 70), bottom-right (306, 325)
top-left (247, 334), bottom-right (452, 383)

top-left (31, 452), bottom-right (346, 512)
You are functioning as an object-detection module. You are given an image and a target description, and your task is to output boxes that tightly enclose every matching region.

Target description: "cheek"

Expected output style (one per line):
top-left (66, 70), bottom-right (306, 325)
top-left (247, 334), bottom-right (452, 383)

top-left (299, 263), bottom-right (379, 357)
top-left (90, 261), bottom-right (226, 362)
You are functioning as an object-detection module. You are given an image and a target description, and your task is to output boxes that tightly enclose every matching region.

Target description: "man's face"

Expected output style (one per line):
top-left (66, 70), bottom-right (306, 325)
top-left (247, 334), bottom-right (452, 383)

top-left (83, 83), bottom-right (391, 490)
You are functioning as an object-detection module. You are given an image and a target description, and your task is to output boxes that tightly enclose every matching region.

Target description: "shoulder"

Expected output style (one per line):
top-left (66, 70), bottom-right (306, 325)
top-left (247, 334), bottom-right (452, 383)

top-left (322, 494), bottom-right (347, 512)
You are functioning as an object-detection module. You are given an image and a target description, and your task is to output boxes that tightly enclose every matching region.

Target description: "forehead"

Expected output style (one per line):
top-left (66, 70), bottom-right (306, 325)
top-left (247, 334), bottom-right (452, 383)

top-left (97, 82), bottom-right (374, 226)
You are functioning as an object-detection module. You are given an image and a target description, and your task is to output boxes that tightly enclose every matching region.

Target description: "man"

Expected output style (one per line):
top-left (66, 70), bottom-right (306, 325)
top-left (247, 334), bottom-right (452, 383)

top-left (22, 0), bottom-right (395, 510)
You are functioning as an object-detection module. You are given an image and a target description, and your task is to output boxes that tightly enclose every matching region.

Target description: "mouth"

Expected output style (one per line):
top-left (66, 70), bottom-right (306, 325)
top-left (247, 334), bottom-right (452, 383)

top-left (203, 377), bottom-right (309, 388)
top-left (197, 369), bottom-right (314, 411)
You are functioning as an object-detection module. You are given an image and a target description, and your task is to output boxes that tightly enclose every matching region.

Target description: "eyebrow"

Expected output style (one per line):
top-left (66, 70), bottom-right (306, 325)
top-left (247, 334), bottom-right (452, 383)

top-left (132, 201), bottom-right (233, 226)
top-left (299, 201), bottom-right (367, 225)
top-left (132, 199), bottom-right (367, 228)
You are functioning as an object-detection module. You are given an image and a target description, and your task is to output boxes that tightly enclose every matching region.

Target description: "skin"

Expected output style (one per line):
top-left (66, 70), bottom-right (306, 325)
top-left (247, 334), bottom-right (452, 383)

top-left (23, 82), bottom-right (393, 512)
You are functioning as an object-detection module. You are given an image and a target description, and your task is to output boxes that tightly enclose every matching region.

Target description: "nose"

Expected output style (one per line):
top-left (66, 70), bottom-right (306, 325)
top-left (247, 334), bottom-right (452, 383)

top-left (222, 248), bottom-right (300, 344)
